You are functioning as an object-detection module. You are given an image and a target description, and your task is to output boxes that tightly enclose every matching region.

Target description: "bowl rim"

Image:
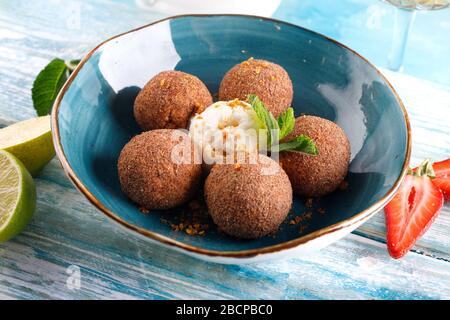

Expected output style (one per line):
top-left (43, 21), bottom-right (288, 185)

top-left (51, 13), bottom-right (412, 259)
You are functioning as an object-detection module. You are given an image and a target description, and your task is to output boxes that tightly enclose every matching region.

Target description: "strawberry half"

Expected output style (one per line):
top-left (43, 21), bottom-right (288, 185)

top-left (384, 159), bottom-right (444, 259)
top-left (432, 158), bottom-right (450, 202)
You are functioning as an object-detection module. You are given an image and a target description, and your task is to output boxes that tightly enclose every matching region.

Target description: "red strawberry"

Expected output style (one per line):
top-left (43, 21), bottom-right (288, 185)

top-left (384, 159), bottom-right (444, 259)
top-left (432, 158), bottom-right (450, 201)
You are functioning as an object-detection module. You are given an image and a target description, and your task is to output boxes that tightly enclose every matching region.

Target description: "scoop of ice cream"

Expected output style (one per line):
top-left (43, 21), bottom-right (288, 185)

top-left (189, 99), bottom-right (262, 165)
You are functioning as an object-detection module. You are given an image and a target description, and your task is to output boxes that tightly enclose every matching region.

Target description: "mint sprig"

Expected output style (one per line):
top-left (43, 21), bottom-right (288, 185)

top-left (247, 94), bottom-right (279, 147)
top-left (31, 58), bottom-right (80, 116)
top-left (277, 107), bottom-right (295, 140)
top-left (247, 95), bottom-right (317, 156)
top-left (278, 134), bottom-right (318, 155)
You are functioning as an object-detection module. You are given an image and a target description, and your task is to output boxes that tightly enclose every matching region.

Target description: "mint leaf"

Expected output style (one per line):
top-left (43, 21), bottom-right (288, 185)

top-left (31, 58), bottom-right (79, 116)
top-left (247, 95), bottom-right (317, 156)
top-left (278, 134), bottom-right (318, 155)
top-left (277, 107), bottom-right (295, 140)
top-left (247, 94), bottom-right (279, 147)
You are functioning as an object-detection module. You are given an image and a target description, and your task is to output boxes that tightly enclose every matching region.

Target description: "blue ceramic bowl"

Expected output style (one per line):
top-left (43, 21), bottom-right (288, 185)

top-left (52, 14), bottom-right (411, 263)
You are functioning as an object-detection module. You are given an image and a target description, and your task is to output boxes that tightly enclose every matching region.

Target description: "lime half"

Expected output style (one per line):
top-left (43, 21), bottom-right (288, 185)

top-left (0, 150), bottom-right (36, 243)
top-left (0, 115), bottom-right (55, 176)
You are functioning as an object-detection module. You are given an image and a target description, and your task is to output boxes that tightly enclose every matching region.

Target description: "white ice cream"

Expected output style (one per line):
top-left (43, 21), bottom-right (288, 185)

top-left (189, 100), bottom-right (262, 165)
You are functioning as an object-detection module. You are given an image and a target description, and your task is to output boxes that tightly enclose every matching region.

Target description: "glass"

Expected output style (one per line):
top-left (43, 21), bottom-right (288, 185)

top-left (383, 0), bottom-right (450, 71)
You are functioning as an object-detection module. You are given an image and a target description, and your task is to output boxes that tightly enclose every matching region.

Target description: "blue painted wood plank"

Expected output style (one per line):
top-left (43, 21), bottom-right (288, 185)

top-left (0, 0), bottom-right (449, 300)
top-left (0, 159), bottom-right (449, 300)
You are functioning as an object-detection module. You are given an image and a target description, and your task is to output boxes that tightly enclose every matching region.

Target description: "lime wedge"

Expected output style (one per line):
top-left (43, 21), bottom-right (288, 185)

top-left (0, 115), bottom-right (55, 176)
top-left (0, 150), bottom-right (36, 243)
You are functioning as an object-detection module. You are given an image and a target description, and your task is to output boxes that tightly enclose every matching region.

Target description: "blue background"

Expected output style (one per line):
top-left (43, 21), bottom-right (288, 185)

top-left (274, 0), bottom-right (450, 86)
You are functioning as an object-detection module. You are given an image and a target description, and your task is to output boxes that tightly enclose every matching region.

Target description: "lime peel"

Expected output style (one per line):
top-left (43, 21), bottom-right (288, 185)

top-left (0, 115), bottom-right (55, 176)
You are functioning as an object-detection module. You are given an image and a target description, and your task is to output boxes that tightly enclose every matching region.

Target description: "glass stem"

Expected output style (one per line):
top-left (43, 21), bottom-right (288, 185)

top-left (388, 8), bottom-right (416, 71)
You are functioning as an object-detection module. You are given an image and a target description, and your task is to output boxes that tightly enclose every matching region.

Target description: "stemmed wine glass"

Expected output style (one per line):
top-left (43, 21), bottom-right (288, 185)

top-left (383, 0), bottom-right (449, 71)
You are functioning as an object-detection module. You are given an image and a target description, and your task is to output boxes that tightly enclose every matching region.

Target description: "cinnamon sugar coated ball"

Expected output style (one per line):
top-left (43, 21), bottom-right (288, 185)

top-left (205, 155), bottom-right (292, 239)
top-left (118, 129), bottom-right (202, 210)
top-left (134, 71), bottom-right (213, 130)
top-left (280, 116), bottom-right (351, 197)
top-left (218, 58), bottom-right (293, 117)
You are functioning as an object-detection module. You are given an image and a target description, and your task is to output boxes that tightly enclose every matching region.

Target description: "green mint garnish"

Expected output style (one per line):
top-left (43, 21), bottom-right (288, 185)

top-left (278, 134), bottom-right (318, 155)
top-left (31, 58), bottom-right (80, 116)
top-left (247, 94), bottom-right (317, 156)
top-left (247, 94), bottom-right (279, 147)
top-left (277, 107), bottom-right (295, 140)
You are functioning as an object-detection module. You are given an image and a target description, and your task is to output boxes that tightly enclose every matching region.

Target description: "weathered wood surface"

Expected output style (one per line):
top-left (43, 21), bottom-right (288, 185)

top-left (0, 0), bottom-right (449, 300)
top-left (355, 70), bottom-right (450, 263)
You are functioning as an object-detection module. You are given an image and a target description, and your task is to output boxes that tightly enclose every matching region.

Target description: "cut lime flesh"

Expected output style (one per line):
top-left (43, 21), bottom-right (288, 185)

top-left (0, 115), bottom-right (55, 176)
top-left (0, 150), bottom-right (36, 243)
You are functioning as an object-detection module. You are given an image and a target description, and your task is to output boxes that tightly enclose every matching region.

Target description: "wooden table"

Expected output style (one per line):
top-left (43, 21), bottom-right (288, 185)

top-left (0, 0), bottom-right (449, 300)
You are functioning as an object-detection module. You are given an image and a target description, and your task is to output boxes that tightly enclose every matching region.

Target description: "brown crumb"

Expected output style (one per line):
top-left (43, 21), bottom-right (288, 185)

top-left (227, 99), bottom-right (248, 108)
top-left (317, 208), bottom-right (326, 215)
top-left (217, 121), bottom-right (226, 130)
top-left (289, 211), bottom-right (313, 225)
top-left (139, 207), bottom-right (150, 214)
top-left (305, 198), bottom-right (314, 208)
top-left (193, 102), bottom-right (204, 114)
top-left (227, 98), bottom-right (239, 107)
top-left (339, 180), bottom-right (349, 191)
top-left (299, 224), bottom-right (309, 233)
top-left (160, 197), bottom-right (211, 237)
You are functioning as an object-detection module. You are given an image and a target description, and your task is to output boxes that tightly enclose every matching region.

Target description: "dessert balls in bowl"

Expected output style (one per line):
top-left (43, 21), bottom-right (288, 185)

top-left (52, 14), bottom-right (410, 263)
